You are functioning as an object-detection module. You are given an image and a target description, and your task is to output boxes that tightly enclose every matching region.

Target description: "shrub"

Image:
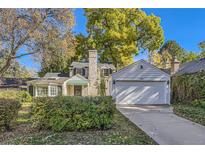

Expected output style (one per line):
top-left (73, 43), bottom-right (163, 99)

top-left (0, 99), bottom-right (21, 132)
top-left (0, 90), bottom-right (32, 104)
top-left (171, 71), bottom-right (205, 104)
top-left (99, 78), bottom-right (106, 96)
top-left (192, 99), bottom-right (205, 109)
top-left (32, 96), bottom-right (115, 132)
top-left (0, 90), bottom-right (20, 100)
top-left (18, 91), bottom-right (33, 103)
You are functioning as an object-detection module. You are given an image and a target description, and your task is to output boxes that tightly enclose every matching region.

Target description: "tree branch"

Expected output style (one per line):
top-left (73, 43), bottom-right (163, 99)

top-left (12, 50), bottom-right (40, 59)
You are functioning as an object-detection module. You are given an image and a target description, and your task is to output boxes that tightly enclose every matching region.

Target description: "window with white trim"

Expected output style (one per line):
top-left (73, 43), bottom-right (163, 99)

top-left (103, 69), bottom-right (109, 76)
top-left (36, 87), bottom-right (48, 97)
top-left (74, 68), bottom-right (82, 75)
top-left (50, 85), bottom-right (58, 96)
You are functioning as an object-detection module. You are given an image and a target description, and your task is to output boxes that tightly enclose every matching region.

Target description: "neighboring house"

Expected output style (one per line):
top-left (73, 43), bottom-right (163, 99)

top-left (0, 78), bottom-right (37, 90)
top-left (111, 59), bottom-right (171, 105)
top-left (158, 58), bottom-right (205, 76)
top-left (174, 58), bottom-right (205, 75)
top-left (27, 50), bottom-right (116, 97)
top-left (171, 58), bottom-right (205, 103)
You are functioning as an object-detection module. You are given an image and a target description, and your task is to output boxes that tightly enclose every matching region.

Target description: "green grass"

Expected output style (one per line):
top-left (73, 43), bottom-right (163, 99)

top-left (17, 101), bottom-right (32, 125)
top-left (0, 110), bottom-right (156, 145)
top-left (17, 118), bottom-right (31, 124)
top-left (173, 104), bottom-right (205, 126)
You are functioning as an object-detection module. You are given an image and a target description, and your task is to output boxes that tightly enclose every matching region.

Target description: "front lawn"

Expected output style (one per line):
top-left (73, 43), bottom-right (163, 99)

top-left (0, 110), bottom-right (155, 145)
top-left (173, 104), bottom-right (205, 126)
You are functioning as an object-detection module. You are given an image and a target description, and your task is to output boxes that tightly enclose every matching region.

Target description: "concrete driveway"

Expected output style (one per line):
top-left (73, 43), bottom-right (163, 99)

top-left (117, 104), bottom-right (205, 145)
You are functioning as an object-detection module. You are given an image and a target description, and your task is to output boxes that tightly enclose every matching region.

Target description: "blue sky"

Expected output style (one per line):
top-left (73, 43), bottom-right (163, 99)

top-left (19, 8), bottom-right (205, 71)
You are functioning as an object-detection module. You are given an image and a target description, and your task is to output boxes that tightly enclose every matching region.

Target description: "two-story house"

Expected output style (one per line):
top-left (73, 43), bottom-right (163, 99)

top-left (27, 50), bottom-right (116, 97)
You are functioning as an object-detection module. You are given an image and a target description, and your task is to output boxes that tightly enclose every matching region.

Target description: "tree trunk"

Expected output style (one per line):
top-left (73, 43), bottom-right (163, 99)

top-left (0, 58), bottom-right (12, 77)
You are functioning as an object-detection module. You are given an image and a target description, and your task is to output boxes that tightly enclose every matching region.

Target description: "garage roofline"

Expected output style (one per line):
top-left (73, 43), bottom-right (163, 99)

top-left (114, 80), bottom-right (169, 82)
top-left (112, 59), bottom-right (170, 77)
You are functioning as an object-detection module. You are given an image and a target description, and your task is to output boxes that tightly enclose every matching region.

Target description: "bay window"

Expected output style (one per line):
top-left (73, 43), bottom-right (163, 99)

top-left (36, 87), bottom-right (48, 97)
top-left (50, 85), bottom-right (58, 97)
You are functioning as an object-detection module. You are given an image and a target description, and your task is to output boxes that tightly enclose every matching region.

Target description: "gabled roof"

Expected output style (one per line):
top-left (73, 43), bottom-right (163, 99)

top-left (44, 73), bottom-right (61, 78)
top-left (27, 77), bottom-right (69, 85)
top-left (44, 72), bottom-right (70, 78)
top-left (65, 74), bottom-right (89, 85)
top-left (70, 61), bottom-right (116, 70)
top-left (112, 59), bottom-right (170, 76)
top-left (27, 74), bottom-right (88, 86)
top-left (112, 59), bottom-right (170, 81)
top-left (176, 58), bottom-right (205, 75)
top-left (160, 68), bottom-right (171, 75)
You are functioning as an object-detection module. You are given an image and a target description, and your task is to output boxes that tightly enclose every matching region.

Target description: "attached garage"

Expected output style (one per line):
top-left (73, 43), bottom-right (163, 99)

top-left (111, 60), bottom-right (170, 105)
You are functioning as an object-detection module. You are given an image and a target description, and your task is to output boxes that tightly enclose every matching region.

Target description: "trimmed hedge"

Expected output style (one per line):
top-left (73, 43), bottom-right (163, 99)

top-left (0, 90), bottom-right (32, 104)
top-left (0, 99), bottom-right (21, 132)
top-left (171, 71), bottom-right (205, 104)
top-left (32, 96), bottom-right (115, 132)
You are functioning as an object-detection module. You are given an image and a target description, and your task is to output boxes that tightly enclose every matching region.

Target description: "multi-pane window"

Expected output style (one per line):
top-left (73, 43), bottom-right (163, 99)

top-left (76, 68), bottom-right (82, 74)
top-left (103, 69), bottom-right (109, 76)
top-left (74, 68), bottom-right (86, 76)
top-left (36, 87), bottom-right (48, 97)
top-left (50, 86), bottom-right (58, 96)
top-left (74, 68), bottom-right (82, 75)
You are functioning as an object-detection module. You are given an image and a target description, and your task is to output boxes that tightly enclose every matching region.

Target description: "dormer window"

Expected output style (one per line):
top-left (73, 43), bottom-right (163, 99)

top-left (102, 68), bottom-right (113, 76)
top-left (110, 69), bottom-right (113, 74)
top-left (74, 68), bottom-right (86, 76)
top-left (103, 69), bottom-right (109, 76)
top-left (82, 68), bottom-right (86, 76)
top-left (76, 68), bottom-right (82, 74)
top-left (74, 68), bottom-right (82, 75)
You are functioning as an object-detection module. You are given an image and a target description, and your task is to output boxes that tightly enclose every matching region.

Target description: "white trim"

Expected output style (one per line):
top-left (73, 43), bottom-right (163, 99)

top-left (64, 74), bottom-right (89, 85)
top-left (48, 85), bottom-right (51, 97)
top-left (164, 81), bottom-right (167, 104)
top-left (35, 86), bottom-right (48, 97)
top-left (113, 79), bottom-right (168, 82)
top-left (49, 85), bottom-right (58, 97)
top-left (48, 83), bottom-right (59, 85)
top-left (35, 86), bottom-right (37, 97)
top-left (167, 79), bottom-right (171, 105)
top-left (112, 59), bottom-right (170, 78)
top-left (27, 84), bottom-right (29, 92)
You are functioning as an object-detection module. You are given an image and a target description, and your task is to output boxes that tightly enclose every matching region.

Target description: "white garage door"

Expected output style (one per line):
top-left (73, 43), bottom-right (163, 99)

top-left (114, 81), bottom-right (166, 104)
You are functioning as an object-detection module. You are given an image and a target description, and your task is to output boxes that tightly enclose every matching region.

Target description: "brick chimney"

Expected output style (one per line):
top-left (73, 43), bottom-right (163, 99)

top-left (171, 58), bottom-right (180, 74)
top-left (88, 50), bottom-right (98, 96)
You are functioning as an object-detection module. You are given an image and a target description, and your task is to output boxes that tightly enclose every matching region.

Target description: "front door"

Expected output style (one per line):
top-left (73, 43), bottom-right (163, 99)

top-left (74, 85), bottom-right (82, 96)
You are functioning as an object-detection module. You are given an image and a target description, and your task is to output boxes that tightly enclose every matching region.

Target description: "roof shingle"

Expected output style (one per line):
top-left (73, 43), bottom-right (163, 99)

top-left (176, 58), bottom-right (205, 75)
top-left (70, 62), bottom-right (115, 70)
top-left (27, 77), bottom-right (69, 85)
top-left (0, 78), bottom-right (37, 88)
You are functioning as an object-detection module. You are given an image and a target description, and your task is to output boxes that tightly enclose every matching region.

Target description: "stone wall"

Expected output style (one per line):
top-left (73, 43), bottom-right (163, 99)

top-left (88, 50), bottom-right (98, 96)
